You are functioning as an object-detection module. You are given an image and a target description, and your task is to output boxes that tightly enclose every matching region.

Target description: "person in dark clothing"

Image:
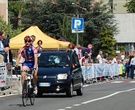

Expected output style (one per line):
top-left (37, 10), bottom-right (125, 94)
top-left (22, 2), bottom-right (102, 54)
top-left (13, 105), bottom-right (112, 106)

top-left (130, 55), bottom-right (135, 79)
top-left (126, 55), bottom-right (134, 79)
top-left (0, 31), bottom-right (13, 63)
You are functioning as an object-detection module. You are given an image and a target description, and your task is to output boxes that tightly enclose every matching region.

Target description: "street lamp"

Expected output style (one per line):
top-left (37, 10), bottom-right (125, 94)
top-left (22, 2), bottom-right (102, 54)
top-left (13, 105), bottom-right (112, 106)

top-left (72, 3), bottom-right (87, 45)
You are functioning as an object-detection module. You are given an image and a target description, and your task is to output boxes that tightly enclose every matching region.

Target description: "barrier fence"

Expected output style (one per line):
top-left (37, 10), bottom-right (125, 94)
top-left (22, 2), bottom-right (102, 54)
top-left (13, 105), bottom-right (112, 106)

top-left (82, 63), bottom-right (120, 82)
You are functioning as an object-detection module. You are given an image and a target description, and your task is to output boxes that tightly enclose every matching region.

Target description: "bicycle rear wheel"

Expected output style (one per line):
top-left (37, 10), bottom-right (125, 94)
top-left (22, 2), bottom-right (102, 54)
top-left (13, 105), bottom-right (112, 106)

top-left (29, 80), bottom-right (35, 105)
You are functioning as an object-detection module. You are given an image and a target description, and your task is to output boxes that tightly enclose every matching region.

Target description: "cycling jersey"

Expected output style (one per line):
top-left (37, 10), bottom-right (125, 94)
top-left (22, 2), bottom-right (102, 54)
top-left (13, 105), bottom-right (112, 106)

top-left (18, 45), bottom-right (37, 68)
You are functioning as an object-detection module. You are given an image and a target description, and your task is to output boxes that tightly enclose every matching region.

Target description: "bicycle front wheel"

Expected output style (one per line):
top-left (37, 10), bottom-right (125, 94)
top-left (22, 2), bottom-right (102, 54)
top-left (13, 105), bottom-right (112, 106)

top-left (30, 91), bottom-right (35, 105)
top-left (22, 80), bottom-right (28, 106)
top-left (22, 93), bottom-right (28, 106)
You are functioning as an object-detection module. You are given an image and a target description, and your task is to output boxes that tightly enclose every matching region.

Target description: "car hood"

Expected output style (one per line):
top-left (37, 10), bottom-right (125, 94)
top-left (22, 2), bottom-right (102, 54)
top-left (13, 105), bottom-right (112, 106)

top-left (38, 67), bottom-right (70, 76)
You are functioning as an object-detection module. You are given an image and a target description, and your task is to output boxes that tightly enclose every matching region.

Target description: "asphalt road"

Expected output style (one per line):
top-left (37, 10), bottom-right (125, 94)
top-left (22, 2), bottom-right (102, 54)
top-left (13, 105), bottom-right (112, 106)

top-left (1, 78), bottom-right (135, 110)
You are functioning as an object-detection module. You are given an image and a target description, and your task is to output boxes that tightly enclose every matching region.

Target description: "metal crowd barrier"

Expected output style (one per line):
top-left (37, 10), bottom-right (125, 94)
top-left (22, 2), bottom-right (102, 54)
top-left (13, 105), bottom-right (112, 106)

top-left (0, 62), bottom-right (21, 95)
top-left (82, 63), bottom-right (120, 83)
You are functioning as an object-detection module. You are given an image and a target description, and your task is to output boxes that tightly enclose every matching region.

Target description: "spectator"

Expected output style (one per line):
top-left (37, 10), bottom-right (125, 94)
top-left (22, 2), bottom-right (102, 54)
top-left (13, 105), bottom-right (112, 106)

top-left (102, 53), bottom-right (108, 63)
top-left (0, 31), bottom-right (12, 63)
top-left (121, 53), bottom-right (125, 61)
top-left (68, 43), bottom-right (75, 51)
top-left (80, 52), bottom-right (92, 66)
top-left (96, 50), bottom-right (103, 64)
top-left (36, 40), bottom-right (43, 53)
top-left (74, 44), bottom-right (83, 60)
top-left (130, 54), bottom-right (135, 79)
top-left (87, 44), bottom-right (93, 59)
top-left (31, 35), bottom-right (36, 44)
top-left (112, 55), bottom-right (118, 64)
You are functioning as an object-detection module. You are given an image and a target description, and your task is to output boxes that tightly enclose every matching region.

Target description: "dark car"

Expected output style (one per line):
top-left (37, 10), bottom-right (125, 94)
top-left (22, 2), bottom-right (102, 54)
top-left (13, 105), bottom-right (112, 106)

top-left (37, 50), bottom-right (84, 97)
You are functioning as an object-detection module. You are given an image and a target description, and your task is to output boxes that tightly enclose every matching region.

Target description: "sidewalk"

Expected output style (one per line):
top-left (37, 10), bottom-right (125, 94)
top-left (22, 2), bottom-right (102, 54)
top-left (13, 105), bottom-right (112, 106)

top-left (0, 75), bottom-right (22, 97)
top-left (0, 88), bottom-right (18, 97)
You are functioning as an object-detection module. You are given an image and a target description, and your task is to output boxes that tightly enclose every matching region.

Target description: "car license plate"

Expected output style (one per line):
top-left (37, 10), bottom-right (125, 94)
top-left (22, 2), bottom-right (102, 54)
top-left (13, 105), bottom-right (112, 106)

top-left (39, 82), bottom-right (50, 87)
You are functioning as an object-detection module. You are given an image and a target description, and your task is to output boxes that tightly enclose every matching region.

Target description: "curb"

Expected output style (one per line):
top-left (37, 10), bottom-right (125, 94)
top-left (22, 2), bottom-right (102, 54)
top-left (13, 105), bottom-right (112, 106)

top-left (0, 89), bottom-right (19, 97)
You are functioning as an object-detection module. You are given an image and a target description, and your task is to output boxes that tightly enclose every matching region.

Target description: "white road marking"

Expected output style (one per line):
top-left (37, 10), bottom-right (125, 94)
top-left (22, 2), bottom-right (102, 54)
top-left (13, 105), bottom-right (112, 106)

top-left (73, 104), bottom-right (81, 106)
top-left (58, 88), bottom-right (135, 110)
top-left (65, 107), bottom-right (72, 109)
top-left (129, 81), bottom-right (135, 83)
top-left (111, 81), bottom-right (124, 83)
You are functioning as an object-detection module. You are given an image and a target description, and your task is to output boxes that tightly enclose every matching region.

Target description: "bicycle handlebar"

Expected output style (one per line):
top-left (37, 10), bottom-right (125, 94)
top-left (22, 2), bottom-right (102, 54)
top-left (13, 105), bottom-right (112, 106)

top-left (14, 67), bottom-right (35, 77)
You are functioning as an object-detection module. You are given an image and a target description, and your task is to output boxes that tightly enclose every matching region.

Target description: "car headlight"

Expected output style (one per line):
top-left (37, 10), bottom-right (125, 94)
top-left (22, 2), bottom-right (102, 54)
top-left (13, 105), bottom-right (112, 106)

top-left (57, 73), bottom-right (68, 80)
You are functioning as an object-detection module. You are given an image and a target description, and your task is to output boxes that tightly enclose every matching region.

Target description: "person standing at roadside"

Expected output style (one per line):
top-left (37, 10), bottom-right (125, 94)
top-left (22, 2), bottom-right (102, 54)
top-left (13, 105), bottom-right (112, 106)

top-left (121, 53), bottom-right (125, 62)
top-left (130, 54), bottom-right (135, 79)
top-left (0, 31), bottom-right (12, 63)
top-left (31, 35), bottom-right (36, 44)
top-left (36, 40), bottom-right (43, 53)
top-left (96, 50), bottom-right (103, 64)
top-left (87, 44), bottom-right (93, 60)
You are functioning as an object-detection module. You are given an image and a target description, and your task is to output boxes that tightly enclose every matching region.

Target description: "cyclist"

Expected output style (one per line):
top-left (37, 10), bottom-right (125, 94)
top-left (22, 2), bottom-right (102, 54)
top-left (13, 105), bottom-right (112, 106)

top-left (15, 36), bottom-right (38, 94)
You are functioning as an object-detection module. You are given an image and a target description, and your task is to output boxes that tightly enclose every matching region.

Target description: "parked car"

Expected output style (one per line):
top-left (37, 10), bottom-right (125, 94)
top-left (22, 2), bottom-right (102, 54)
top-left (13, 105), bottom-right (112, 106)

top-left (37, 50), bottom-right (84, 97)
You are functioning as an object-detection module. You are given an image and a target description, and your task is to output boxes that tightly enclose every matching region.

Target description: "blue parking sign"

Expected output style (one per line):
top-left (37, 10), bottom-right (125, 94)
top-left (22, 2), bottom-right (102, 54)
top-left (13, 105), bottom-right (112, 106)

top-left (71, 18), bottom-right (84, 33)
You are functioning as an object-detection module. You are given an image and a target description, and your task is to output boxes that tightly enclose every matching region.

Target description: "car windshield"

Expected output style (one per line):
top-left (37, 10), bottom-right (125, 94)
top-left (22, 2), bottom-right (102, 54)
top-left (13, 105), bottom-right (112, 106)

top-left (38, 52), bottom-right (71, 68)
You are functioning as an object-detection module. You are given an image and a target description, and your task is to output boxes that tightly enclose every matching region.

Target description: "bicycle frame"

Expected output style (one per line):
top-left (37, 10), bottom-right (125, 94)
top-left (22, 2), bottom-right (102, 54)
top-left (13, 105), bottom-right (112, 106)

top-left (22, 69), bottom-right (35, 106)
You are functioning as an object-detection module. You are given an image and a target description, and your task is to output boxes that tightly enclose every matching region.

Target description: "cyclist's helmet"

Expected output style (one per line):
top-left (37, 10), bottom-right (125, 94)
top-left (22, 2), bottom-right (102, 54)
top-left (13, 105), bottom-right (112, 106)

top-left (24, 36), bottom-right (32, 42)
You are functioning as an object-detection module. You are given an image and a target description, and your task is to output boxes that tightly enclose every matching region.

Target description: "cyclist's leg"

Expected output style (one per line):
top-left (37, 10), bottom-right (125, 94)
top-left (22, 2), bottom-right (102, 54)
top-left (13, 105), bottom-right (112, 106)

top-left (33, 66), bottom-right (38, 94)
top-left (21, 71), bottom-right (26, 86)
top-left (33, 66), bottom-right (38, 87)
top-left (22, 65), bottom-right (30, 93)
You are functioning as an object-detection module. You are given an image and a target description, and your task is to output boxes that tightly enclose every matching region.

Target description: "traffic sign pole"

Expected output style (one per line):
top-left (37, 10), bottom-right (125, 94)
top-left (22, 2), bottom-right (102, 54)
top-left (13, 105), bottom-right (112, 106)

top-left (76, 14), bottom-right (79, 45)
top-left (71, 17), bottom-right (84, 45)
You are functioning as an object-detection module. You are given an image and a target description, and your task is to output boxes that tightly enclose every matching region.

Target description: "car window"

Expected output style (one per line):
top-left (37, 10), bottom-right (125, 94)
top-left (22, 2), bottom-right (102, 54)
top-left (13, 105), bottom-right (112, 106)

top-left (38, 52), bottom-right (70, 68)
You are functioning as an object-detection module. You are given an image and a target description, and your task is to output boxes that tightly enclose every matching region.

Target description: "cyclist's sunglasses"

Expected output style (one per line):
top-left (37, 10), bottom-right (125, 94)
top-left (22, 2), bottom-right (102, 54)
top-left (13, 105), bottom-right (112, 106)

top-left (25, 40), bottom-right (31, 43)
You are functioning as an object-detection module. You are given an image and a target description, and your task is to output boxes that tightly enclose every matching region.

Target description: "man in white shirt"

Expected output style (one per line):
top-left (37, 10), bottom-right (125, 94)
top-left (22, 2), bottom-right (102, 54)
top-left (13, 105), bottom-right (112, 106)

top-left (96, 51), bottom-right (103, 64)
top-left (121, 54), bottom-right (125, 61)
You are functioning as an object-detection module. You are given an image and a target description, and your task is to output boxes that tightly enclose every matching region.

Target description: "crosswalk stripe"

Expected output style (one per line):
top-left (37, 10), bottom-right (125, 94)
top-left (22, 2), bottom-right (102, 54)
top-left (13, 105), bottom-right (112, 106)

top-left (129, 81), bottom-right (135, 83)
top-left (111, 81), bottom-right (124, 83)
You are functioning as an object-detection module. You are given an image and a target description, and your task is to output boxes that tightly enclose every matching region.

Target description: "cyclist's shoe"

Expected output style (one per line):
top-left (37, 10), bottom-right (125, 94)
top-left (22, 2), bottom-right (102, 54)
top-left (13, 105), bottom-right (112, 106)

top-left (22, 89), bottom-right (27, 94)
top-left (33, 86), bottom-right (38, 95)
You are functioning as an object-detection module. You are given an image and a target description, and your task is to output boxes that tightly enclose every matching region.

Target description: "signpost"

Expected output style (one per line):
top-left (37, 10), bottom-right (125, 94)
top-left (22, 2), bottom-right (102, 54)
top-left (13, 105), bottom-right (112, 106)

top-left (71, 18), bottom-right (84, 45)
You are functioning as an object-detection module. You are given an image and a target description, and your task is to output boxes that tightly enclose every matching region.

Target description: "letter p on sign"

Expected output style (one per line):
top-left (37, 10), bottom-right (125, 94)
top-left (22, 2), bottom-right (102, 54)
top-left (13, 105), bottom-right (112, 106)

top-left (74, 20), bottom-right (81, 29)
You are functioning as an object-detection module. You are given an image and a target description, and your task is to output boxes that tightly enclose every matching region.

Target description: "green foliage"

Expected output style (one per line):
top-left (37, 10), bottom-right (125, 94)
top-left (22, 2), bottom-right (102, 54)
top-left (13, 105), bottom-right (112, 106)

top-left (8, 0), bottom-right (118, 57)
top-left (0, 16), bottom-right (22, 38)
top-left (124, 0), bottom-right (135, 13)
top-left (8, 0), bottom-right (26, 29)
top-left (100, 25), bottom-right (116, 56)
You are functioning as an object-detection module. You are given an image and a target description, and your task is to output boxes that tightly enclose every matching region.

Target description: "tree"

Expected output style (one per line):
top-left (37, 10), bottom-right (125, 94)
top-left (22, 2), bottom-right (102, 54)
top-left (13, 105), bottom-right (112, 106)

top-left (100, 25), bottom-right (116, 56)
top-left (83, 1), bottom-right (117, 55)
top-left (8, 0), bottom-right (26, 29)
top-left (124, 0), bottom-right (135, 13)
top-left (8, 0), bottom-right (118, 57)
top-left (0, 16), bottom-right (22, 38)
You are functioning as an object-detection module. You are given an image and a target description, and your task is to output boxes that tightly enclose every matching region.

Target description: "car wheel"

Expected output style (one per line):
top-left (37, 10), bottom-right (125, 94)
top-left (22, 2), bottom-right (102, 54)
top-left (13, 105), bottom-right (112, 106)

top-left (66, 83), bottom-right (73, 97)
top-left (76, 82), bottom-right (83, 96)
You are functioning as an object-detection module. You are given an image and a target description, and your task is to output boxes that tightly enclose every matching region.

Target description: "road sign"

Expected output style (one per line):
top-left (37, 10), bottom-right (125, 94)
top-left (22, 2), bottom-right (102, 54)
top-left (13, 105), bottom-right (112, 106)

top-left (71, 18), bottom-right (84, 33)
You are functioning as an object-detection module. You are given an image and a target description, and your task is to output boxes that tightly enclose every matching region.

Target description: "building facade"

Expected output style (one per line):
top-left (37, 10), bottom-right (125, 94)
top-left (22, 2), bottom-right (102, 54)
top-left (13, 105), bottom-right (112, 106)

top-left (0, 0), bottom-right (8, 22)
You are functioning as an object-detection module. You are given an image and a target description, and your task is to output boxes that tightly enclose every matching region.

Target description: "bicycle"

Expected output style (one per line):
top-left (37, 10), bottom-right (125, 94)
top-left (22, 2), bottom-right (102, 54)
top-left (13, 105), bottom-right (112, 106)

top-left (15, 67), bottom-right (35, 106)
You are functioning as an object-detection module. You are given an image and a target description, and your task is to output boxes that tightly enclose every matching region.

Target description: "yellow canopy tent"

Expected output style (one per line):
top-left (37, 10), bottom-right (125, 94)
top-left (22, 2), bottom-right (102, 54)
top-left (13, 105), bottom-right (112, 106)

top-left (9, 26), bottom-right (70, 49)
